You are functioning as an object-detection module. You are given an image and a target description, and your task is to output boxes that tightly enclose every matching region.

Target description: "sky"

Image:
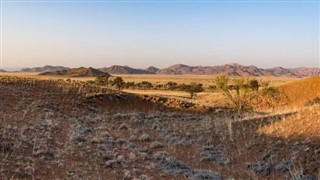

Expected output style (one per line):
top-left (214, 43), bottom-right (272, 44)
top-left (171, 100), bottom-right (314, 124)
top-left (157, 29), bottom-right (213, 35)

top-left (0, 0), bottom-right (319, 70)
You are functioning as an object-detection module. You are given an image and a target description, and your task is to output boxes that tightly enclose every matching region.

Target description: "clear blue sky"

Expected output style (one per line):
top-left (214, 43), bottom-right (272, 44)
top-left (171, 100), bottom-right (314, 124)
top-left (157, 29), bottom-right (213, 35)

top-left (1, 0), bottom-right (319, 69)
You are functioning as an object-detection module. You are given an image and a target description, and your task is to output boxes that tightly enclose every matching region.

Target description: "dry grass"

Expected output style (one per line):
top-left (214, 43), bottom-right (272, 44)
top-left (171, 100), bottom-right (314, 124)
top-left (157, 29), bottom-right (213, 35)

top-left (258, 105), bottom-right (320, 139)
top-left (278, 76), bottom-right (320, 108)
top-left (0, 72), bottom-right (95, 81)
top-left (124, 89), bottom-right (192, 97)
top-left (1, 72), bottom-right (296, 86)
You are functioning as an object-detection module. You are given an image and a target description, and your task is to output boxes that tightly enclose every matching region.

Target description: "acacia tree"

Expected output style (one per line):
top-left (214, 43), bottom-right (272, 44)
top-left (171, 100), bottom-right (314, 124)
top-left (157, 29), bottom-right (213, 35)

top-left (184, 83), bottom-right (203, 99)
top-left (214, 76), bottom-right (258, 114)
top-left (138, 81), bottom-right (153, 91)
top-left (111, 77), bottom-right (125, 90)
top-left (165, 81), bottom-right (178, 90)
top-left (124, 82), bottom-right (135, 89)
top-left (95, 75), bottom-right (110, 86)
top-left (248, 79), bottom-right (259, 91)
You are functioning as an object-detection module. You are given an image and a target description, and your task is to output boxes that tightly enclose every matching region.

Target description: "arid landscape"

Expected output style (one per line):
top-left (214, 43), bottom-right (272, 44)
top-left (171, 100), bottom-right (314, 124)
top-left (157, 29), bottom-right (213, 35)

top-left (0, 67), bottom-right (319, 179)
top-left (0, 1), bottom-right (319, 179)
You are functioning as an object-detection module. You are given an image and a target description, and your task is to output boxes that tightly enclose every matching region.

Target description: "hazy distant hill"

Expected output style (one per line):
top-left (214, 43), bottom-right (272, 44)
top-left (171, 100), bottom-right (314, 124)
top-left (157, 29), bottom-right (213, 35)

top-left (39, 67), bottom-right (111, 77)
top-left (99, 65), bottom-right (153, 74)
top-left (21, 64), bottom-right (319, 77)
top-left (145, 66), bottom-right (159, 74)
top-left (290, 67), bottom-right (320, 77)
top-left (265, 67), bottom-right (300, 78)
top-left (20, 65), bottom-right (70, 72)
top-left (157, 63), bottom-right (319, 78)
top-left (0, 69), bottom-right (6, 72)
top-left (157, 63), bottom-right (271, 76)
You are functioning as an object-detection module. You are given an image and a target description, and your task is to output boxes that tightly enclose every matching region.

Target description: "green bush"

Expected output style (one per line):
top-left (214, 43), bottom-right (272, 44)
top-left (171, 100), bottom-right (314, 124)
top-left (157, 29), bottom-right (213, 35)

top-left (248, 79), bottom-right (260, 91)
top-left (165, 81), bottom-right (179, 90)
top-left (214, 76), bottom-right (256, 114)
top-left (124, 81), bottom-right (135, 89)
top-left (95, 75), bottom-right (110, 86)
top-left (262, 87), bottom-right (278, 97)
top-left (137, 81), bottom-right (153, 91)
top-left (183, 83), bottom-right (203, 99)
top-left (110, 77), bottom-right (125, 90)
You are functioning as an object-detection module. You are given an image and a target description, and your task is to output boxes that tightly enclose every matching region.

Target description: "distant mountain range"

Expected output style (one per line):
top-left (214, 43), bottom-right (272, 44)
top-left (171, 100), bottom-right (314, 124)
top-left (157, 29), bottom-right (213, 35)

top-left (145, 66), bottom-right (160, 74)
top-left (98, 65), bottom-right (153, 74)
top-left (20, 63), bottom-right (320, 78)
top-left (39, 67), bottom-right (110, 77)
top-left (156, 63), bottom-right (304, 77)
top-left (20, 65), bottom-right (69, 73)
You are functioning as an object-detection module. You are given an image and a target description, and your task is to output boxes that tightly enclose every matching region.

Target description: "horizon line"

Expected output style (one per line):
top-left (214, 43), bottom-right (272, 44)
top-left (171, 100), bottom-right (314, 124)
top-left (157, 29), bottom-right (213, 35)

top-left (2, 63), bottom-right (320, 72)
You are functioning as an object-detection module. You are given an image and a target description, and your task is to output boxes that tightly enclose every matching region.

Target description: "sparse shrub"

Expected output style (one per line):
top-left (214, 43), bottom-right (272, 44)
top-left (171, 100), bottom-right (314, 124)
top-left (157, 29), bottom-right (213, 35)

top-left (260, 80), bottom-right (270, 88)
top-left (14, 165), bottom-right (34, 177)
top-left (248, 79), bottom-right (260, 91)
top-left (154, 151), bottom-right (169, 160)
top-left (289, 163), bottom-right (316, 180)
top-left (165, 81), bottom-right (179, 90)
top-left (183, 83), bottom-right (204, 99)
top-left (200, 145), bottom-right (232, 165)
top-left (250, 161), bottom-right (272, 176)
top-left (158, 157), bottom-right (192, 176)
top-left (150, 141), bottom-right (164, 149)
top-left (214, 76), bottom-right (255, 114)
top-left (119, 123), bottom-right (129, 130)
top-left (129, 152), bottom-right (136, 160)
top-left (137, 81), bottom-right (153, 91)
top-left (124, 81), bottom-right (135, 89)
top-left (262, 86), bottom-right (278, 97)
top-left (154, 83), bottom-right (164, 89)
top-left (129, 135), bottom-right (138, 142)
top-left (178, 83), bottom-right (189, 91)
top-left (123, 170), bottom-right (131, 179)
top-left (190, 170), bottom-right (221, 180)
top-left (110, 77), bottom-right (125, 90)
top-left (215, 76), bottom-right (281, 112)
top-left (139, 174), bottom-right (152, 180)
top-left (105, 159), bottom-right (121, 168)
top-left (138, 133), bottom-right (151, 141)
top-left (138, 152), bottom-right (150, 160)
top-left (95, 75), bottom-right (110, 86)
top-left (305, 97), bottom-right (320, 106)
top-left (208, 85), bottom-right (217, 92)
top-left (86, 80), bottom-right (95, 85)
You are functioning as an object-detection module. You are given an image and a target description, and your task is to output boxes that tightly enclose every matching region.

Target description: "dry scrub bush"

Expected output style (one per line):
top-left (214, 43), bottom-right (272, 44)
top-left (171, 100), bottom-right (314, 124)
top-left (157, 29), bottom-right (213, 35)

top-left (214, 76), bottom-right (257, 114)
